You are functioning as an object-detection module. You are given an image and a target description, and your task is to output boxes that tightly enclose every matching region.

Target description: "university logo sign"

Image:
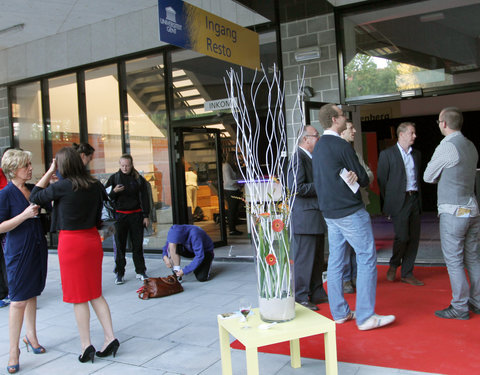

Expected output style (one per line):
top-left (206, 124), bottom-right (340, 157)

top-left (159, 2), bottom-right (187, 49)
top-left (158, 0), bottom-right (260, 70)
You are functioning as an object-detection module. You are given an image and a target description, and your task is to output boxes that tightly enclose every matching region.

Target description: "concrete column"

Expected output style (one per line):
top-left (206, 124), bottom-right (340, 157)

top-left (0, 87), bottom-right (11, 153)
top-left (280, 13), bottom-right (340, 152)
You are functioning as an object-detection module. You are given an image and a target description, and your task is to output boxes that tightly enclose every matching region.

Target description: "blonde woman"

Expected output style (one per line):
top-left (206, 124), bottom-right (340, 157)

top-left (0, 149), bottom-right (48, 374)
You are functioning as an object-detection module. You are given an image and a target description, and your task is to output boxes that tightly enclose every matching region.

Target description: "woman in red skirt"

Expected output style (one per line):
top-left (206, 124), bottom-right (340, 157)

top-left (30, 147), bottom-right (119, 363)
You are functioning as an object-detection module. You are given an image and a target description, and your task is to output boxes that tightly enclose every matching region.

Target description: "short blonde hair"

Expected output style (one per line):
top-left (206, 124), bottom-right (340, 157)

top-left (396, 122), bottom-right (415, 138)
top-left (1, 149), bottom-right (32, 180)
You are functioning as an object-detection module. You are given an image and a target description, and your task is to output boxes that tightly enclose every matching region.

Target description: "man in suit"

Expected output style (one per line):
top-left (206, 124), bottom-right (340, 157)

top-left (424, 107), bottom-right (480, 320)
top-left (287, 125), bottom-right (328, 311)
top-left (377, 122), bottom-right (424, 286)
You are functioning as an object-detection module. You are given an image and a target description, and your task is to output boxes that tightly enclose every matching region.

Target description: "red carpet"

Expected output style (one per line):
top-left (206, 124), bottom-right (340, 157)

top-left (231, 266), bottom-right (480, 374)
top-left (375, 239), bottom-right (393, 250)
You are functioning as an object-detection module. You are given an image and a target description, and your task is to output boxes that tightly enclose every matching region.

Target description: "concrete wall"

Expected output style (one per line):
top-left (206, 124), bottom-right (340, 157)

top-left (0, 1), bottom-right (268, 85)
top-left (0, 87), bottom-right (10, 152)
top-left (280, 13), bottom-right (340, 152)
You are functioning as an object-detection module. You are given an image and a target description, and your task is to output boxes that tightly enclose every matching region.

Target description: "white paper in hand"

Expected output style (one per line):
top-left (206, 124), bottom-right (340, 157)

top-left (340, 168), bottom-right (359, 194)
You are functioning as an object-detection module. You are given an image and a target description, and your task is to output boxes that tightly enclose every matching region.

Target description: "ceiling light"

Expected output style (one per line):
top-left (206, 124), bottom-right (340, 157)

top-left (172, 69), bottom-right (186, 77)
top-left (178, 89), bottom-right (200, 97)
top-left (173, 79), bottom-right (192, 88)
top-left (186, 98), bottom-right (205, 106)
top-left (205, 124), bottom-right (226, 130)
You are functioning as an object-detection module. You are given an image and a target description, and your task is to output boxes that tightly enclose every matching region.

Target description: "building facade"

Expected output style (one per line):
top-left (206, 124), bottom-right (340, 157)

top-left (1, 0), bottom-right (479, 251)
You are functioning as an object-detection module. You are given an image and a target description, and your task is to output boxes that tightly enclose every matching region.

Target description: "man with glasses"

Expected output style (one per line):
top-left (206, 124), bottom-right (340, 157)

top-left (424, 107), bottom-right (480, 320)
top-left (377, 122), bottom-right (424, 286)
top-left (340, 120), bottom-right (374, 294)
top-left (288, 125), bottom-right (328, 311)
top-left (313, 103), bottom-right (395, 330)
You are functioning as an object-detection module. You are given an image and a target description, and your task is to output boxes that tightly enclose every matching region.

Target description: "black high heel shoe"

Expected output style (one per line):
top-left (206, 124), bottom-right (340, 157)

top-left (78, 345), bottom-right (95, 363)
top-left (96, 339), bottom-right (120, 358)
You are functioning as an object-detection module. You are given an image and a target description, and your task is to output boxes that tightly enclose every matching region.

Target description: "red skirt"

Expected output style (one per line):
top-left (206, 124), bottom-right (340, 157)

top-left (58, 227), bottom-right (103, 303)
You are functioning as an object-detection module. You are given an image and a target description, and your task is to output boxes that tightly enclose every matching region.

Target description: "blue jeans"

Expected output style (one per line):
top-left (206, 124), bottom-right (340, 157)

top-left (325, 208), bottom-right (377, 325)
top-left (342, 242), bottom-right (357, 283)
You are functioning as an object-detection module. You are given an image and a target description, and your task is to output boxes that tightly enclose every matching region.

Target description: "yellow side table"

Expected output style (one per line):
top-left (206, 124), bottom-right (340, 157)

top-left (217, 303), bottom-right (337, 375)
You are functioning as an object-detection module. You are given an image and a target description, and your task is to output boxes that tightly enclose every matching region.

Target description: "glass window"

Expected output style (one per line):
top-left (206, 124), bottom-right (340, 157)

top-left (10, 82), bottom-right (45, 182)
top-left (170, 31), bottom-right (279, 120)
top-left (171, 49), bottom-right (221, 120)
top-left (48, 74), bottom-right (80, 156)
top-left (125, 55), bottom-right (172, 250)
top-left (85, 65), bottom-right (123, 178)
top-left (341, 2), bottom-right (480, 101)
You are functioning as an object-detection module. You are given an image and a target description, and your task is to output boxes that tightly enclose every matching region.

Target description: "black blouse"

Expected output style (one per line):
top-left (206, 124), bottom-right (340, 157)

top-left (30, 179), bottom-right (104, 231)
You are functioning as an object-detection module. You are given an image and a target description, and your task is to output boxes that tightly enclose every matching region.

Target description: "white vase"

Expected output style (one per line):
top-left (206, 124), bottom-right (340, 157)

top-left (258, 296), bottom-right (295, 322)
top-left (255, 217), bottom-right (296, 323)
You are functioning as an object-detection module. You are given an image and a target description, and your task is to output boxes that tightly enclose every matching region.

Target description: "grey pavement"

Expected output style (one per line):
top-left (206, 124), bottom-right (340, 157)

top-left (0, 247), bottom-right (442, 375)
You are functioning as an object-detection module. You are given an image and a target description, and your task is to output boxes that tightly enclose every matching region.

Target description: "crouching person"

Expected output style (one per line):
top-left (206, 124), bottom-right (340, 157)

top-left (162, 225), bottom-right (214, 282)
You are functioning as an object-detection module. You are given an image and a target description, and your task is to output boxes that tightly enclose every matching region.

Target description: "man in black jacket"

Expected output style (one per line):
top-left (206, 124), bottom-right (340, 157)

top-left (377, 122), bottom-right (423, 286)
top-left (288, 125), bottom-right (328, 311)
top-left (105, 154), bottom-right (151, 285)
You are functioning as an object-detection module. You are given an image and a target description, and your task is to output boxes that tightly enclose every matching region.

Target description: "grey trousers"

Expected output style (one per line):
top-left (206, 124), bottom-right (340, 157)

top-left (439, 213), bottom-right (480, 312)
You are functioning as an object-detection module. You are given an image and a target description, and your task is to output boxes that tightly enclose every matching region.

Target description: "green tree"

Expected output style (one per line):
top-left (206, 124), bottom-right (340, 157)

top-left (345, 54), bottom-right (397, 97)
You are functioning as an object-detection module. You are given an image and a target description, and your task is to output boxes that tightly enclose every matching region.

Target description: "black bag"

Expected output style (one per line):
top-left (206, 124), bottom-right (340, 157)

top-left (102, 196), bottom-right (116, 222)
top-left (101, 174), bottom-right (121, 222)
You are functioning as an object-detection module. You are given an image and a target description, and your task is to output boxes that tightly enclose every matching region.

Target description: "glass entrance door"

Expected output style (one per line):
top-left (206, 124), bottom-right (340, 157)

top-left (175, 127), bottom-right (227, 246)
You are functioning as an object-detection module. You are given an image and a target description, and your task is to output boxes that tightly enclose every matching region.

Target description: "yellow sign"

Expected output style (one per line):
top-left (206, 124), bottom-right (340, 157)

top-left (159, 0), bottom-right (260, 70)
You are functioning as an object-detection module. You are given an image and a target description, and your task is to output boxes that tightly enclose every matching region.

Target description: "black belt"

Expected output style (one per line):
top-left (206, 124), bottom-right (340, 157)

top-left (406, 191), bottom-right (418, 196)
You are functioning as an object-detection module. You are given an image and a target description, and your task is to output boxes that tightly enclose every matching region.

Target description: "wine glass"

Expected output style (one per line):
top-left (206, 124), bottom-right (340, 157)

top-left (239, 298), bottom-right (252, 328)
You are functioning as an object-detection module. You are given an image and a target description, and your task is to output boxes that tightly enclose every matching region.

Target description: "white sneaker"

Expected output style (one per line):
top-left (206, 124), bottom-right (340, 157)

top-left (335, 311), bottom-right (356, 324)
top-left (358, 314), bottom-right (395, 331)
top-left (136, 273), bottom-right (149, 281)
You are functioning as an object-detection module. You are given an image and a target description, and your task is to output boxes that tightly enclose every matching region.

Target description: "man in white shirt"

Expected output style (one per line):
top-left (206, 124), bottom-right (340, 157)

top-left (377, 122), bottom-right (423, 286)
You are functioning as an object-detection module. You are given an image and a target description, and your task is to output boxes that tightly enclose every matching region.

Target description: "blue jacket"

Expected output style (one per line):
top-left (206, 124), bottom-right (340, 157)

top-left (162, 225), bottom-right (214, 275)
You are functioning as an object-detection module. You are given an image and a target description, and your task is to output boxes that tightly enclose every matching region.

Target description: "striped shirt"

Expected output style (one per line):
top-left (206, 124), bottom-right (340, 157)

top-left (424, 131), bottom-right (478, 216)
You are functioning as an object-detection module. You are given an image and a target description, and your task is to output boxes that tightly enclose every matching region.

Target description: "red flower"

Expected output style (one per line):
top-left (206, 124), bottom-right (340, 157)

top-left (272, 219), bottom-right (284, 232)
top-left (259, 212), bottom-right (271, 218)
top-left (266, 253), bottom-right (277, 266)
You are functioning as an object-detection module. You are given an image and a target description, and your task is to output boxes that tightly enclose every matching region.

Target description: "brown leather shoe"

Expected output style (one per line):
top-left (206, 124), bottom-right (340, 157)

top-left (386, 266), bottom-right (397, 281)
top-left (401, 275), bottom-right (424, 286)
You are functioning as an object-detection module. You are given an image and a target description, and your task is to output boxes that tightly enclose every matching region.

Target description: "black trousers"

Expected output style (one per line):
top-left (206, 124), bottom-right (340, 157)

top-left (293, 233), bottom-right (326, 303)
top-left (0, 235), bottom-right (8, 300)
top-left (113, 212), bottom-right (146, 276)
top-left (224, 189), bottom-right (242, 231)
top-left (177, 245), bottom-right (214, 282)
top-left (390, 193), bottom-right (421, 277)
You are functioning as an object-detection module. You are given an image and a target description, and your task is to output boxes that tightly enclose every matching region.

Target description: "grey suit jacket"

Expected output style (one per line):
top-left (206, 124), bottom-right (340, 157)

top-left (287, 148), bottom-right (326, 235)
top-left (377, 144), bottom-right (422, 217)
